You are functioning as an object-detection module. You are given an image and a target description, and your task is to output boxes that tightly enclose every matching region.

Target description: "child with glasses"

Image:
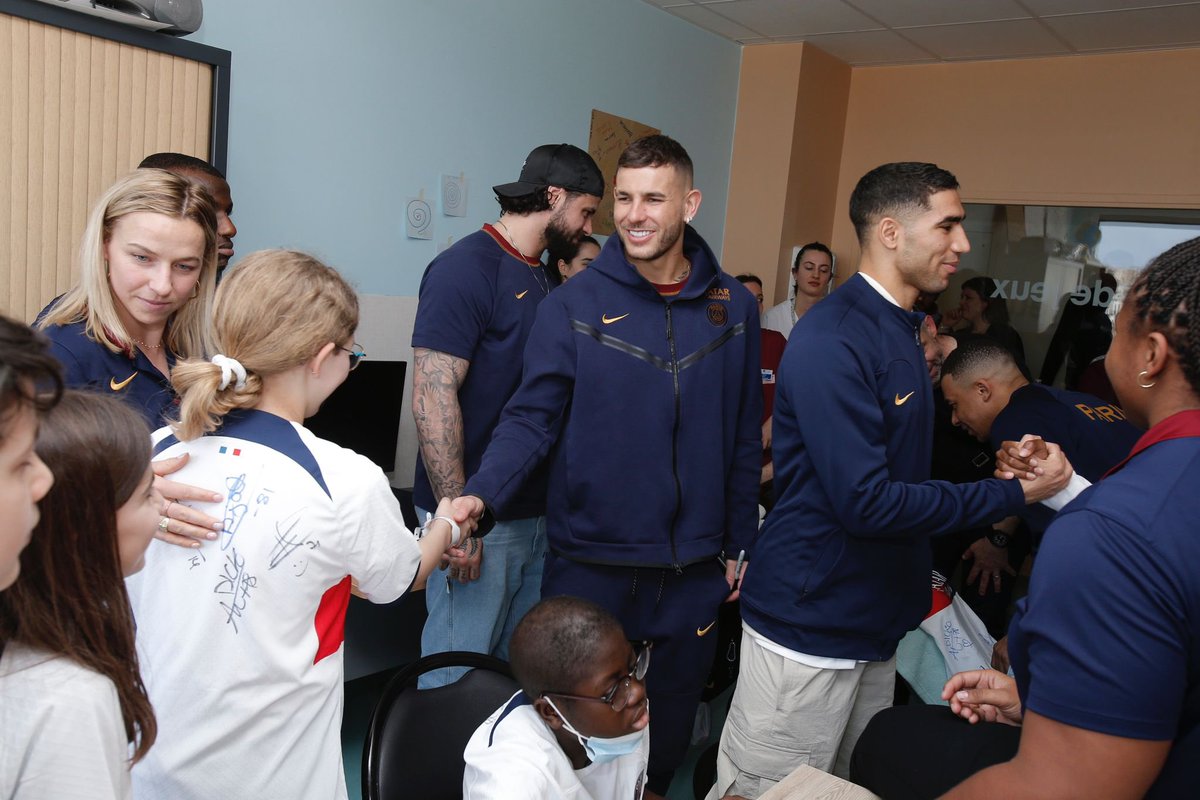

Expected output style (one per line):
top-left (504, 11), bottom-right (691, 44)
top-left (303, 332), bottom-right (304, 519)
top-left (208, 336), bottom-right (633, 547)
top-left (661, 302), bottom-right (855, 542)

top-left (464, 595), bottom-right (650, 799)
top-left (125, 250), bottom-right (470, 800)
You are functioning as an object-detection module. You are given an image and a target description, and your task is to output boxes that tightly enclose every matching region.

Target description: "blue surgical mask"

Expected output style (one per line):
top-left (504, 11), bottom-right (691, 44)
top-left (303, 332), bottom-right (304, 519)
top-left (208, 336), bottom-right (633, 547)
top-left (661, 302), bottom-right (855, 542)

top-left (544, 697), bottom-right (648, 764)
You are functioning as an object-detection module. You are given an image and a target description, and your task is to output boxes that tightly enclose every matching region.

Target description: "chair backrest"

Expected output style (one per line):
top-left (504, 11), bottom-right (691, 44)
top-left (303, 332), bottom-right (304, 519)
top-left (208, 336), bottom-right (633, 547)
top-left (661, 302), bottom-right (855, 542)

top-left (362, 651), bottom-right (518, 800)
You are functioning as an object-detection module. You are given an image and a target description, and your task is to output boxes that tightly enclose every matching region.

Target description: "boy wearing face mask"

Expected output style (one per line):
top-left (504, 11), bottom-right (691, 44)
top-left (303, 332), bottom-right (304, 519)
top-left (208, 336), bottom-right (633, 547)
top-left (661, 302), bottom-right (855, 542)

top-left (464, 596), bottom-right (650, 799)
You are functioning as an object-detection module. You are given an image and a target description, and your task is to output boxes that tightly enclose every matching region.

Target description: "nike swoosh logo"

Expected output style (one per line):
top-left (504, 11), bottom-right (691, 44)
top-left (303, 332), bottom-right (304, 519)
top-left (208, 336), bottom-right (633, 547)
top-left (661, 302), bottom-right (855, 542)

top-left (515, 290), bottom-right (529, 299)
top-left (602, 313), bottom-right (630, 325)
top-left (110, 372), bottom-right (138, 391)
top-left (894, 391), bottom-right (915, 406)
top-left (696, 620), bottom-right (716, 637)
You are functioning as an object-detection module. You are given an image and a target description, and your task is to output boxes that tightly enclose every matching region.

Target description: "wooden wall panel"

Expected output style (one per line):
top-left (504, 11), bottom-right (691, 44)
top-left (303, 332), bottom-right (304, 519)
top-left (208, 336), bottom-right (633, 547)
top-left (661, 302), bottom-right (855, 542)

top-left (1, 13), bottom-right (213, 322)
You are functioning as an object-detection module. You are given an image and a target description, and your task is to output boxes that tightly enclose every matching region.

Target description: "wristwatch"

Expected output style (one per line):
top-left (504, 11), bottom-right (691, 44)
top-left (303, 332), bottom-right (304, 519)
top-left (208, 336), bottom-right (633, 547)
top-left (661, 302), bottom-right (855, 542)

top-left (987, 529), bottom-right (1010, 548)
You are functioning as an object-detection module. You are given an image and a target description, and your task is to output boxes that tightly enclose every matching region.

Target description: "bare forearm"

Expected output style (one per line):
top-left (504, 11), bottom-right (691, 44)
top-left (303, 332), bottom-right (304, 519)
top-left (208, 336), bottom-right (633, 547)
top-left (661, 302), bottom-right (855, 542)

top-left (412, 348), bottom-right (469, 500)
top-left (941, 761), bottom-right (1023, 799)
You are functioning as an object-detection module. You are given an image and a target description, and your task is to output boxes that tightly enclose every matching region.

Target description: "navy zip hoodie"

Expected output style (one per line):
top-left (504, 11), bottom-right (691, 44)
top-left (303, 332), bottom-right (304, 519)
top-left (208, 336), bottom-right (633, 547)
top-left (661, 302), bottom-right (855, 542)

top-left (465, 226), bottom-right (762, 568)
top-left (740, 274), bottom-right (1025, 660)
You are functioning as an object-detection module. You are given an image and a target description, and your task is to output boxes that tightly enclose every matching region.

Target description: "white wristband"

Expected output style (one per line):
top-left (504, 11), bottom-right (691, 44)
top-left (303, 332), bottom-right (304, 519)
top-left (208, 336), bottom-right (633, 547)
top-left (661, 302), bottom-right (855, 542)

top-left (433, 514), bottom-right (462, 547)
top-left (415, 515), bottom-right (460, 546)
top-left (415, 511), bottom-right (462, 547)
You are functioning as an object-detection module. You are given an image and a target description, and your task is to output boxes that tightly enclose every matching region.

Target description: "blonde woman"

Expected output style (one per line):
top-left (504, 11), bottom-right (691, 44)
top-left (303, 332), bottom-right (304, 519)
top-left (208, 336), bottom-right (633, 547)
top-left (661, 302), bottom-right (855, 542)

top-left (126, 249), bottom-right (468, 800)
top-left (38, 168), bottom-right (218, 426)
top-left (37, 168), bottom-right (225, 548)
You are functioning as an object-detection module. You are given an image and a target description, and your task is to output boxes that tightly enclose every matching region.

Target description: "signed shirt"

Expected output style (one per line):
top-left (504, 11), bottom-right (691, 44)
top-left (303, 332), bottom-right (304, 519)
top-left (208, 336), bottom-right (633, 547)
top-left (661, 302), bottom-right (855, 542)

top-left (128, 410), bottom-right (420, 800)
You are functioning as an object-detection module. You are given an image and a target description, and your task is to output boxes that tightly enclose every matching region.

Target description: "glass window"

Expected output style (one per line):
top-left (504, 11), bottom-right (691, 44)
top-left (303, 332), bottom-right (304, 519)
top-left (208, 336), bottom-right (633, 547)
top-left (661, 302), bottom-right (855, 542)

top-left (935, 204), bottom-right (1200, 398)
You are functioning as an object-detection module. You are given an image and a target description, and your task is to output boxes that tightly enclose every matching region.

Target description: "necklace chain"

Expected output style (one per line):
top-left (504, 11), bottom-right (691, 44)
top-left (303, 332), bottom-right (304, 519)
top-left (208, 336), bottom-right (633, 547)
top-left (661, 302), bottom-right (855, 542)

top-left (496, 218), bottom-right (549, 296)
top-left (134, 338), bottom-right (162, 351)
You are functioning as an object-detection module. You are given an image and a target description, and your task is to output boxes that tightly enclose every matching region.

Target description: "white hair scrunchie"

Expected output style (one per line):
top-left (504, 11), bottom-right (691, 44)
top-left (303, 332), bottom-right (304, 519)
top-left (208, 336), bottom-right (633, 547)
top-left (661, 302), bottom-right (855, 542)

top-left (210, 354), bottom-right (248, 391)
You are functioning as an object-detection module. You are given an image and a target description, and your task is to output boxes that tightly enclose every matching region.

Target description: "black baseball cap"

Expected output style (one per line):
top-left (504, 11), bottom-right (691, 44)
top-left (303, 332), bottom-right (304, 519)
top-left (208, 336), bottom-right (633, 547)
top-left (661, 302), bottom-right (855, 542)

top-left (493, 143), bottom-right (604, 199)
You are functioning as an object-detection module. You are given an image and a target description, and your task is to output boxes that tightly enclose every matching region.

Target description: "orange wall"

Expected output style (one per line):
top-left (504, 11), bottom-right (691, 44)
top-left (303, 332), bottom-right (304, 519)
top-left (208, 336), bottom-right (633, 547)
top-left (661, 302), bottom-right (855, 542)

top-left (724, 46), bottom-right (1200, 290)
top-left (721, 44), bottom-right (850, 304)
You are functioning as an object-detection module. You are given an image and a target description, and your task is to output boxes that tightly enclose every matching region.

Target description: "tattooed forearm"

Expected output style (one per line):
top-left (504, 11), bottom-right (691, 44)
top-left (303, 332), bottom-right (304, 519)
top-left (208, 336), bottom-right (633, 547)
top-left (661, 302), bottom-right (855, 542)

top-left (412, 348), bottom-right (470, 500)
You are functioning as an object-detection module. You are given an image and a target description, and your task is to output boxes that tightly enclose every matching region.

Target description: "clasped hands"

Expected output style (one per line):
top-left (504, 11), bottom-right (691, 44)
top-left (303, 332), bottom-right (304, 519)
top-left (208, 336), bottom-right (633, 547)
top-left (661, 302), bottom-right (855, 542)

top-left (993, 434), bottom-right (1074, 503)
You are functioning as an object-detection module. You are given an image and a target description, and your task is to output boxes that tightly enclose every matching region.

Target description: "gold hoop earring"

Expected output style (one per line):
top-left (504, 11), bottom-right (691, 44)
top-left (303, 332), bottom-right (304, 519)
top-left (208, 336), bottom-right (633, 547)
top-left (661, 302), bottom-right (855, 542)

top-left (1138, 370), bottom-right (1156, 389)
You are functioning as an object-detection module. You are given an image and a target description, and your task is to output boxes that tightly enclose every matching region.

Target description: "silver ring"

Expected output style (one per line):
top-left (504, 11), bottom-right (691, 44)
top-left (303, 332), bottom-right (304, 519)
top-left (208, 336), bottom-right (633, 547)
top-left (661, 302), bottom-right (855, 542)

top-left (158, 516), bottom-right (170, 533)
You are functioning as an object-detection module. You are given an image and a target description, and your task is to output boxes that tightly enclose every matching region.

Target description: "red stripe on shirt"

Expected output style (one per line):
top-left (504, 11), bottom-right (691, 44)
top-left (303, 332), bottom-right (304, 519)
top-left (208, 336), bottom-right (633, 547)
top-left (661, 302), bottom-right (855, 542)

top-left (312, 575), bottom-right (352, 665)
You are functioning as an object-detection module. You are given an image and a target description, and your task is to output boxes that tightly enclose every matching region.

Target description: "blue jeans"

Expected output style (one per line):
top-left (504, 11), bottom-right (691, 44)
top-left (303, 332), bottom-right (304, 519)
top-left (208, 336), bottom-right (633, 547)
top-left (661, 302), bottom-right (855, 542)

top-left (418, 511), bottom-right (546, 688)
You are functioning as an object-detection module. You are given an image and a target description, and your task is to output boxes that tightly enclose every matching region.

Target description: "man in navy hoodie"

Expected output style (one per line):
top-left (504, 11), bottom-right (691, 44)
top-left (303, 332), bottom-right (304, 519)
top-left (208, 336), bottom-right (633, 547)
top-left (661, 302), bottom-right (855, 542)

top-left (457, 135), bottom-right (761, 798)
top-left (711, 162), bottom-right (1073, 798)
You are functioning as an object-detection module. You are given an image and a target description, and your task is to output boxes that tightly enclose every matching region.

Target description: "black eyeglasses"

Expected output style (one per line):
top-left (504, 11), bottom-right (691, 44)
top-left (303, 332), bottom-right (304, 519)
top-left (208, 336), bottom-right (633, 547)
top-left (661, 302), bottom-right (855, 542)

top-left (338, 343), bottom-right (366, 371)
top-left (542, 641), bottom-right (652, 712)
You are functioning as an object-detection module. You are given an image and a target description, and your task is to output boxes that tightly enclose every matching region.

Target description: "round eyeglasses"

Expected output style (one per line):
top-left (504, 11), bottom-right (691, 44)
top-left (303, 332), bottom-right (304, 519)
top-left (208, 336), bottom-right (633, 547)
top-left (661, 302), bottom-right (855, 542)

top-left (541, 641), bottom-right (651, 712)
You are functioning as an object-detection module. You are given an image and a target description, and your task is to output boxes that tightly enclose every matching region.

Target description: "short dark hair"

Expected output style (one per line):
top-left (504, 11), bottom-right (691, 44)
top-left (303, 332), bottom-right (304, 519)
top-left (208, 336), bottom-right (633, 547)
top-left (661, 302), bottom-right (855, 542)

top-left (0, 316), bottom-right (63, 438)
top-left (510, 596), bottom-right (625, 698)
top-left (618, 135), bottom-right (693, 185)
top-left (1127, 236), bottom-right (1200, 397)
top-left (138, 152), bottom-right (226, 181)
top-left (793, 242), bottom-right (833, 270)
top-left (735, 273), bottom-right (762, 286)
top-left (849, 162), bottom-right (959, 245)
top-left (961, 276), bottom-right (1010, 326)
top-left (942, 338), bottom-right (1018, 383)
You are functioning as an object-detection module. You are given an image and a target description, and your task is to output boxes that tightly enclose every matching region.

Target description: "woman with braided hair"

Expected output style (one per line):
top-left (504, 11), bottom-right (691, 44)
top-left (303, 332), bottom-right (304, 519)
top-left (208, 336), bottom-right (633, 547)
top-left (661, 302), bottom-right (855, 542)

top-left (851, 237), bottom-right (1200, 799)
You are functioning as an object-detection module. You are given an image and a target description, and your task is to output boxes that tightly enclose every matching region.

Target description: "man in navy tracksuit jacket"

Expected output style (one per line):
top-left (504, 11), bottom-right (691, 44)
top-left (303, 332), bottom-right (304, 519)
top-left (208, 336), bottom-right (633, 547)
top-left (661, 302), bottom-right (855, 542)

top-left (463, 136), bottom-right (761, 797)
top-left (712, 162), bottom-right (1072, 797)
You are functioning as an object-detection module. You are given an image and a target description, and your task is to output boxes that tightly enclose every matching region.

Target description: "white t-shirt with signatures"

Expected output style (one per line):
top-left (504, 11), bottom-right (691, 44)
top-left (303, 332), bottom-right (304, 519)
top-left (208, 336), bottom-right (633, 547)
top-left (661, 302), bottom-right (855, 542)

top-left (128, 410), bottom-right (420, 800)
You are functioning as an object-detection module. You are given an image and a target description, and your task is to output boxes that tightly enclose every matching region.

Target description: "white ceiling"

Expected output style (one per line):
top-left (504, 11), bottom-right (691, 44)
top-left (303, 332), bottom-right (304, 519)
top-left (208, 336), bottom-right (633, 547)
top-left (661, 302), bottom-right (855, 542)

top-left (641, 0), bottom-right (1200, 65)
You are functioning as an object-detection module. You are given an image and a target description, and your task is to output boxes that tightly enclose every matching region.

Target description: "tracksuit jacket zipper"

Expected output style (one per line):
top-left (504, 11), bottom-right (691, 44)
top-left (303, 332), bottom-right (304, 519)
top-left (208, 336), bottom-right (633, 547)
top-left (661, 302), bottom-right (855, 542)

top-left (665, 302), bottom-right (684, 574)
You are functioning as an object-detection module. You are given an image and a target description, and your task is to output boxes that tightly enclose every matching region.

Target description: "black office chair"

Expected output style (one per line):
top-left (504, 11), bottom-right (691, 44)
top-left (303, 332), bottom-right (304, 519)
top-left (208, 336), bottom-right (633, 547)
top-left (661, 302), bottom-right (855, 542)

top-left (361, 651), bottom-right (518, 800)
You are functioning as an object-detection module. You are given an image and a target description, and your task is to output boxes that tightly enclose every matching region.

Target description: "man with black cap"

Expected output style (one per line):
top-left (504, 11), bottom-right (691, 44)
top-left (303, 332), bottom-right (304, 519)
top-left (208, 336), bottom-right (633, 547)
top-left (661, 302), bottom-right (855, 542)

top-left (411, 143), bottom-right (602, 688)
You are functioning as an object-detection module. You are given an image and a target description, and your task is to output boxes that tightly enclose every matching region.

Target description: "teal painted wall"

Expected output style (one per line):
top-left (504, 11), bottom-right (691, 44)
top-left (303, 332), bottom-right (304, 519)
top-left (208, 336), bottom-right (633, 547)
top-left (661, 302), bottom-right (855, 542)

top-left (191, 0), bottom-right (742, 295)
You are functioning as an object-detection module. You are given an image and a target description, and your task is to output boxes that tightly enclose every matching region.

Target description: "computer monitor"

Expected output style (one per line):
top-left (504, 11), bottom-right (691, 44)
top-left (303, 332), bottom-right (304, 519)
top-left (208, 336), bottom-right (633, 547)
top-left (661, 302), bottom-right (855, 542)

top-left (305, 360), bottom-right (406, 472)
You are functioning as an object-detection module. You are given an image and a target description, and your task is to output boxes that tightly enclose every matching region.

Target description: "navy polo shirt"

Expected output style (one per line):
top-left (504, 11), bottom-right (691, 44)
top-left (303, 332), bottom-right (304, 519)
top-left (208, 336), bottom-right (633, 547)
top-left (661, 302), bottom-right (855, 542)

top-left (990, 384), bottom-right (1140, 531)
top-left (41, 320), bottom-right (178, 428)
top-left (410, 226), bottom-right (550, 519)
top-left (1008, 422), bottom-right (1200, 797)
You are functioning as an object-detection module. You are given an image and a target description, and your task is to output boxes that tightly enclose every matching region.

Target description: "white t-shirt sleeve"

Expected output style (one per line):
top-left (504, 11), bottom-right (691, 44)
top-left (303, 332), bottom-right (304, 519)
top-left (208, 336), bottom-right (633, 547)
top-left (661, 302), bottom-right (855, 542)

top-left (328, 449), bottom-right (422, 603)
